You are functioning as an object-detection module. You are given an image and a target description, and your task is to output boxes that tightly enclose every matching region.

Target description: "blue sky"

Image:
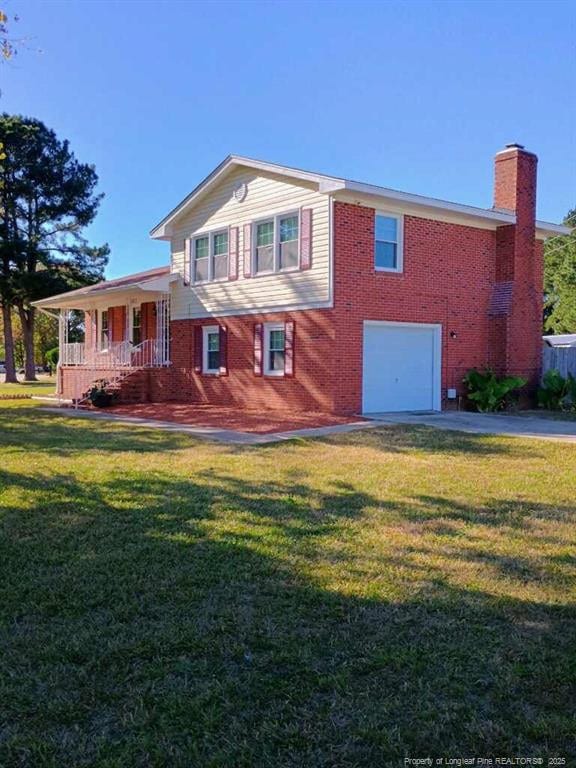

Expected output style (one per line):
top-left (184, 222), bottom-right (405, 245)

top-left (2, 0), bottom-right (575, 277)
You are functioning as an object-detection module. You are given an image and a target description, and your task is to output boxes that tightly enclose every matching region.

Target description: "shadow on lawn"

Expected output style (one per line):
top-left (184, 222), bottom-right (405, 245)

top-left (0, 468), bottom-right (574, 766)
top-left (268, 423), bottom-right (546, 458)
top-left (0, 407), bottom-right (195, 455)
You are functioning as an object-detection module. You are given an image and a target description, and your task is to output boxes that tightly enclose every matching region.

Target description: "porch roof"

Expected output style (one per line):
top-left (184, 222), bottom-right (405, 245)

top-left (33, 266), bottom-right (176, 310)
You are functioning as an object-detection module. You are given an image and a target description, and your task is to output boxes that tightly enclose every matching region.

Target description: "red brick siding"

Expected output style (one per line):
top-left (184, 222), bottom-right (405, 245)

top-left (148, 311), bottom-right (336, 412)
top-left (331, 202), bottom-right (500, 413)
top-left (59, 366), bottom-right (149, 403)
top-left (491, 148), bottom-right (542, 388)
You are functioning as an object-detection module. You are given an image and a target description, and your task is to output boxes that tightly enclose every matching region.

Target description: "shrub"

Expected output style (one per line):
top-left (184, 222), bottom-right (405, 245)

top-left (45, 347), bottom-right (59, 373)
top-left (537, 370), bottom-right (576, 411)
top-left (87, 379), bottom-right (114, 408)
top-left (463, 368), bottom-right (527, 413)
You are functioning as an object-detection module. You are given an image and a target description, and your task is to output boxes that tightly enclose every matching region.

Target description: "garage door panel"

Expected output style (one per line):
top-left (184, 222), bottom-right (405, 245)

top-left (362, 323), bottom-right (440, 413)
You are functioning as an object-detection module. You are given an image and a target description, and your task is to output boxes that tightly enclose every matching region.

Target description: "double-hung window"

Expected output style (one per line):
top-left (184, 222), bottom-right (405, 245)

top-left (254, 213), bottom-right (300, 275)
top-left (203, 325), bottom-right (220, 374)
top-left (255, 221), bottom-right (275, 273)
top-left (212, 231), bottom-right (229, 280)
top-left (279, 215), bottom-right (299, 269)
top-left (131, 306), bottom-right (142, 346)
top-left (194, 236), bottom-right (210, 282)
top-left (264, 324), bottom-right (285, 376)
top-left (374, 213), bottom-right (403, 272)
top-left (100, 309), bottom-right (109, 349)
top-left (193, 230), bottom-right (229, 283)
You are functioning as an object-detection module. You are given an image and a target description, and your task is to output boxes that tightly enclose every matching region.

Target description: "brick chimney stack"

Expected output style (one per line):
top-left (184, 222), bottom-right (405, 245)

top-left (490, 144), bottom-right (542, 391)
top-left (493, 142), bottom-right (538, 216)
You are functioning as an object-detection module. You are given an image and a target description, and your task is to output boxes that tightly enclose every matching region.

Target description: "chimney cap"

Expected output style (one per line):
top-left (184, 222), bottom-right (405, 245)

top-left (505, 142), bottom-right (525, 150)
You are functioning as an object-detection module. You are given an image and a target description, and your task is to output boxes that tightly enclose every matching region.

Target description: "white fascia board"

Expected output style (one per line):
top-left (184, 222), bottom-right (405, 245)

top-left (535, 221), bottom-right (572, 239)
top-left (33, 276), bottom-right (178, 310)
top-left (137, 273), bottom-right (179, 292)
top-left (338, 180), bottom-right (515, 226)
top-left (149, 155), bottom-right (343, 240)
top-left (149, 153), bottom-right (571, 241)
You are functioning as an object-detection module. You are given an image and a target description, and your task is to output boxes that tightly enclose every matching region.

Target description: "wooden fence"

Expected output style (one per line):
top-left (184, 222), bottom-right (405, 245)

top-left (542, 346), bottom-right (576, 379)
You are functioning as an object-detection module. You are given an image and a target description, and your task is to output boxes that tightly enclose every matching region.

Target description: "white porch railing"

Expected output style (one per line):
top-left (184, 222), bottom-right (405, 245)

top-left (61, 338), bottom-right (169, 368)
top-left (61, 342), bottom-right (86, 366)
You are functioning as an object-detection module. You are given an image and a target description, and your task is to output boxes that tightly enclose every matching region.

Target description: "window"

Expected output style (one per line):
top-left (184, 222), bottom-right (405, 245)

top-left (132, 306), bottom-right (142, 346)
top-left (193, 230), bottom-right (229, 283)
top-left (254, 212), bottom-right (300, 274)
top-left (375, 213), bottom-right (403, 272)
top-left (194, 236), bottom-right (210, 282)
top-left (264, 324), bottom-right (285, 376)
top-left (212, 231), bottom-right (229, 280)
top-left (100, 309), bottom-right (109, 349)
top-left (203, 325), bottom-right (220, 374)
top-left (256, 220), bottom-right (275, 273)
top-left (279, 215), bottom-right (299, 269)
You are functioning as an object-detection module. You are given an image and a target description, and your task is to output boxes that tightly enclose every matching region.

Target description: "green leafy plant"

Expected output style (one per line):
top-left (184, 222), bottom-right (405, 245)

top-left (87, 379), bottom-right (114, 408)
top-left (45, 347), bottom-right (58, 374)
top-left (537, 369), bottom-right (576, 411)
top-left (463, 368), bottom-right (526, 413)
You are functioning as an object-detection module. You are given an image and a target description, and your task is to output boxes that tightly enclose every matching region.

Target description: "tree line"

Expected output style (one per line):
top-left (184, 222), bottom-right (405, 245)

top-left (0, 114), bottom-right (108, 382)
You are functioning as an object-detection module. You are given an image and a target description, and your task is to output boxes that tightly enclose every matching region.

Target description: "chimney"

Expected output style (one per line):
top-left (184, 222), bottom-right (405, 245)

top-left (493, 142), bottom-right (538, 218)
top-left (490, 143), bottom-right (542, 391)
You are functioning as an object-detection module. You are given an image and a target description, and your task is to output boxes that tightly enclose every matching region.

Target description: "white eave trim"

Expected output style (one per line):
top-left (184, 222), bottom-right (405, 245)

top-left (535, 221), bottom-right (572, 238)
top-left (149, 155), bottom-right (345, 240)
top-left (340, 180), bottom-right (515, 224)
top-left (149, 154), bottom-right (571, 241)
top-left (32, 273), bottom-right (178, 310)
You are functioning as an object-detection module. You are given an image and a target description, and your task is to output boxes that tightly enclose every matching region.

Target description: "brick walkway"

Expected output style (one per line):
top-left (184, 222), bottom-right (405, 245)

top-left (102, 403), bottom-right (361, 435)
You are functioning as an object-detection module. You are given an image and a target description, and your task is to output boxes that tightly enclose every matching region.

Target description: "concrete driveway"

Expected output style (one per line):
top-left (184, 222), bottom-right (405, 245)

top-left (369, 411), bottom-right (576, 443)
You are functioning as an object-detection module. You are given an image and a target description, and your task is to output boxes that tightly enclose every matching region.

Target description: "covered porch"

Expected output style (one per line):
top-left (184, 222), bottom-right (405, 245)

top-left (33, 266), bottom-right (176, 401)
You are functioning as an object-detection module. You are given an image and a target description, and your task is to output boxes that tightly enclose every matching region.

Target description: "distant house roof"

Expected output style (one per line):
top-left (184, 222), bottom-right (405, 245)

top-left (33, 266), bottom-right (174, 310)
top-left (543, 334), bottom-right (576, 347)
top-left (150, 154), bottom-right (572, 241)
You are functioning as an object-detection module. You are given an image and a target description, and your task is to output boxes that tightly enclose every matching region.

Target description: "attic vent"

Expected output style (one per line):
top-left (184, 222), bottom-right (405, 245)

top-left (233, 182), bottom-right (248, 203)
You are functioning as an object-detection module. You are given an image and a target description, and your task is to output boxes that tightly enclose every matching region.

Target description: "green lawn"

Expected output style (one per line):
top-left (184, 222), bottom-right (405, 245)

top-left (0, 377), bottom-right (55, 397)
top-left (0, 401), bottom-right (574, 766)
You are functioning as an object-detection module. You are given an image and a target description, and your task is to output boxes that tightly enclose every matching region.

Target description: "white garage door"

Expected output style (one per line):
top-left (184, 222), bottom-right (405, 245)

top-left (362, 322), bottom-right (441, 413)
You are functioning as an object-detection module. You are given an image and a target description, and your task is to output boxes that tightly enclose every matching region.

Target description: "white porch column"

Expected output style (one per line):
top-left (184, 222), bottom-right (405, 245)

top-left (155, 293), bottom-right (170, 365)
top-left (56, 309), bottom-right (68, 394)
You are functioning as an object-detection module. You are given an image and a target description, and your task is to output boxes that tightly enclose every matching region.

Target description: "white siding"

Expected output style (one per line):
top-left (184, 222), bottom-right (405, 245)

top-left (168, 167), bottom-right (331, 319)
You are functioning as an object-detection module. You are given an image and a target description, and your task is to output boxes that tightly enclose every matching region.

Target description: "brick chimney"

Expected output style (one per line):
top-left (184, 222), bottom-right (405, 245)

top-left (490, 144), bottom-right (542, 391)
top-left (494, 142), bottom-right (538, 216)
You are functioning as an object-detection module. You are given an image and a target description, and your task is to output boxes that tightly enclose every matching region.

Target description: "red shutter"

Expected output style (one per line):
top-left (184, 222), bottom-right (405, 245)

top-left (253, 322), bottom-right (263, 376)
top-left (284, 320), bottom-right (295, 377)
top-left (184, 238), bottom-right (191, 285)
top-left (194, 325), bottom-right (202, 373)
top-left (243, 223), bottom-right (252, 278)
top-left (228, 227), bottom-right (239, 281)
top-left (219, 324), bottom-right (228, 375)
top-left (300, 208), bottom-right (312, 270)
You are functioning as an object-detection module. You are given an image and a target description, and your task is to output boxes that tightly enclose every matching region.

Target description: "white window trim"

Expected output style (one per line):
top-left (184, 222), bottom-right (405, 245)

top-left (374, 211), bottom-right (404, 274)
top-left (263, 322), bottom-right (286, 377)
top-left (252, 210), bottom-right (300, 276)
top-left (202, 325), bottom-right (220, 375)
top-left (191, 228), bottom-right (230, 284)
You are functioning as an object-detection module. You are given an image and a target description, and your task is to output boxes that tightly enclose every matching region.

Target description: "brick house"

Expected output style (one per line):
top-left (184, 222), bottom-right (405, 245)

top-left (34, 144), bottom-right (569, 414)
